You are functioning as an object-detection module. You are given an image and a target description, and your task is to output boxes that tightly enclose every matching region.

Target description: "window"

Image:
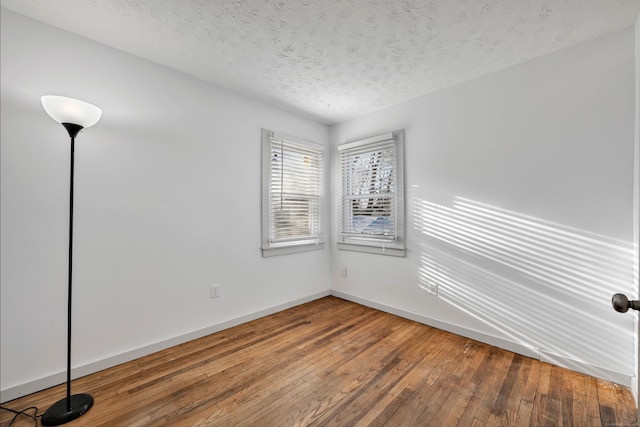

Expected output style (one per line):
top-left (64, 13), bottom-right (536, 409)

top-left (338, 130), bottom-right (405, 256)
top-left (262, 129), bottom-right (324, 256)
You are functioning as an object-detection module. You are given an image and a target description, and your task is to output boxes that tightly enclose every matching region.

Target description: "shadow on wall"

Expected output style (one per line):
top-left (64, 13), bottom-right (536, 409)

top-left (412, 187), bottom-right (635, 376)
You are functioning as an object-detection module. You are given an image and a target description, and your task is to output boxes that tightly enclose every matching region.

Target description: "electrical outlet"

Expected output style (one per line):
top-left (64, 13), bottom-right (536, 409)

top-left (341, 268), bottom-right (347, 278)
top-left (427, 282), bottom-right (438, 296)
top-left (210, 285), bottom-right (220, 299)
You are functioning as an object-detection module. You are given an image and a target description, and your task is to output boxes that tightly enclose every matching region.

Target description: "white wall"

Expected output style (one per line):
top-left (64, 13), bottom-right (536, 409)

top-left (0, 10), bottom-right (330, 401)
top-left (331, 27), bottom-right (637, 386)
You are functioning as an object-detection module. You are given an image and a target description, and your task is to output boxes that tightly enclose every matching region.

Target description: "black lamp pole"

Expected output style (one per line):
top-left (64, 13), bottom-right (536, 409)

top-left (41, 123), bottom-right (94, 426)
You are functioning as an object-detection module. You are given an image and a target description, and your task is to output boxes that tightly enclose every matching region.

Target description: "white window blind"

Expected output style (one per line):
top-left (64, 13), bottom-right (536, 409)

top-left (338, 130), bottom-right (404, 256)
top-left (262, 129), bottom-right (324, 256)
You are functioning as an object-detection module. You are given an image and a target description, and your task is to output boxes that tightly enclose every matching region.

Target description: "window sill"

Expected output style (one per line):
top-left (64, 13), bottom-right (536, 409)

top-left (262, 242), bottom-right (325, 257)
top-left (337, 242), bottom-right (405, 257)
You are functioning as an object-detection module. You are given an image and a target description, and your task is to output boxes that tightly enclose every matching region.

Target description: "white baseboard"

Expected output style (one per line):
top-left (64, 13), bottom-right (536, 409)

top-left (3, 289), bottom-right (632, 403)
top-left (538, 350), bottom-right (631, 387)
top-left (331, 290), bottom-right (634, 387)
top-left (0, 290), bottom-right (330, 403)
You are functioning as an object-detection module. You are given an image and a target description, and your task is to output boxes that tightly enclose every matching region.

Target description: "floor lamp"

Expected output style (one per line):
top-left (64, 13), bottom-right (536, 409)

top-left (40, 95), bottom-right (102, 426)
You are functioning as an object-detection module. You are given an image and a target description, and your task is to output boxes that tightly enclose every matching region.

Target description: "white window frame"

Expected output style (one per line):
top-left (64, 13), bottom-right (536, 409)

top-left (261, 129), bottom-right (324, 257)
top-left (338, 129), bottom-right (405, 257)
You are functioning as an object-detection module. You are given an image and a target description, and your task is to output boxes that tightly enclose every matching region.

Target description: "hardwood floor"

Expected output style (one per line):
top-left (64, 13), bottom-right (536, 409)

top-left (1, 296), bottom-right (637, 426)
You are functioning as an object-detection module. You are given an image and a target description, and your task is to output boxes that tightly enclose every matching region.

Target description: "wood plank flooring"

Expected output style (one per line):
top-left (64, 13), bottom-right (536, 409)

top-left (1, 296), bottom-right (637, 426)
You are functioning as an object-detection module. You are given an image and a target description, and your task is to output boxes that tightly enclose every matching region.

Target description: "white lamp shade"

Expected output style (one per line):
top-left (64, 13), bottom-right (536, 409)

top-left (41, 95), bottom-right (102, 128)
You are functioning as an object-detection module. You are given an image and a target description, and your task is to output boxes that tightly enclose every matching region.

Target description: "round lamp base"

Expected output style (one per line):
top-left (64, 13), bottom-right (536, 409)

top-left (41, 393), bottom-right (93, 426)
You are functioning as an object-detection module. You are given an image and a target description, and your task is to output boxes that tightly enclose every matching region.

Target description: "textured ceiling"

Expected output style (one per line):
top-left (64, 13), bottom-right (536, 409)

top-left (2, 0), bottom-right (639, 124)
